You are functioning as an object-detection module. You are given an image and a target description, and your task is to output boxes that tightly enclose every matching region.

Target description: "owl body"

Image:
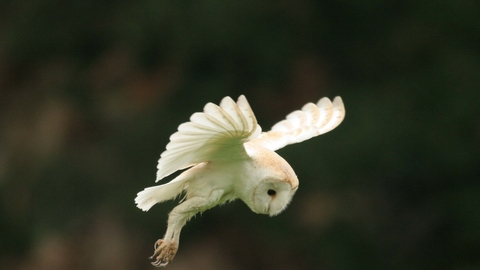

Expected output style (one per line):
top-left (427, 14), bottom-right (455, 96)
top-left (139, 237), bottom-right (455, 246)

top-left (183, 161), bottom-right (238, 202)
top-left (135, 95), bottom-right (345, 267)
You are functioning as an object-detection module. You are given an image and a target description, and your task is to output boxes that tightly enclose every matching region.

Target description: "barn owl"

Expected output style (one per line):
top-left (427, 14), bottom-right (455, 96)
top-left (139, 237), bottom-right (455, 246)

top-left (135, 95), bottom-right (345, 267)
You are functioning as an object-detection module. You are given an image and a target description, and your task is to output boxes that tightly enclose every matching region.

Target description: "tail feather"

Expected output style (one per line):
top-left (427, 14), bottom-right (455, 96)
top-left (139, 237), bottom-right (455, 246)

top-left (135, 179), bottom-right (188, 211)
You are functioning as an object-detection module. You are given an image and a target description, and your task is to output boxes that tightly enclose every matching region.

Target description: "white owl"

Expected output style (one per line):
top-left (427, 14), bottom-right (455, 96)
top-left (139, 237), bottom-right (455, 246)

top-left (135, 95), bottom-right (345, 267)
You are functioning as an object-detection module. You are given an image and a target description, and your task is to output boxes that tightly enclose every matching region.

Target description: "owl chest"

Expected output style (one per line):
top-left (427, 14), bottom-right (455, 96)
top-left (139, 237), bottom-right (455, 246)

top-left (185, 160), bottom-right (254, 201)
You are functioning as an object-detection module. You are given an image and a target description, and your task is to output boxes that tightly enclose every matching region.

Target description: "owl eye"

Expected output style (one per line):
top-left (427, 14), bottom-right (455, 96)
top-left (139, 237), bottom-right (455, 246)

top-left (267, 189), bottom-right (276, 196)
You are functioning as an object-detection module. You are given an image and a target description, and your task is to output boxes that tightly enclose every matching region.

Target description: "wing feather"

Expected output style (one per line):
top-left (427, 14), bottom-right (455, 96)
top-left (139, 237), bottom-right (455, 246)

top-left (251, 96), bottom-right (345, 151)
top-left (155, 95), bottom-right (261, 182)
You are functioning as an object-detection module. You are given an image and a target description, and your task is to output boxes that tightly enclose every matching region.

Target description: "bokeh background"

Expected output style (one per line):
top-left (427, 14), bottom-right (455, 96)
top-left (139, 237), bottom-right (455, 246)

top-left (1, 1), bottom-right (479, 269)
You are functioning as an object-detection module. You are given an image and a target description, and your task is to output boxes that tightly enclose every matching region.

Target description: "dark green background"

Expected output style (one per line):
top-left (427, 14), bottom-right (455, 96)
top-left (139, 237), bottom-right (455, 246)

top-left (1, 1), bottom-right (479, 269)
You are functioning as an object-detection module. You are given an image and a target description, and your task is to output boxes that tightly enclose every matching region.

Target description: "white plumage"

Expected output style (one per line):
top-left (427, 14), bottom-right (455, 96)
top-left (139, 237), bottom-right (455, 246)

top-left (135, 95), bottom-right (345, 267)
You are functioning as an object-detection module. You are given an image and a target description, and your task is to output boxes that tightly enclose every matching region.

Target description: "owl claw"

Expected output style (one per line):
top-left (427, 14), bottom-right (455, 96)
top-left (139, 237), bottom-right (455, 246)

top-left (149, 239), bottom-right (178, 267)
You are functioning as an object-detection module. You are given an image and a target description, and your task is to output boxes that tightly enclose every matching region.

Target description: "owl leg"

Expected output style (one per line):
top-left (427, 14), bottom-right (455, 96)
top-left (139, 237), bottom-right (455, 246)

top-left (150, 190), bottom-right (224, 267)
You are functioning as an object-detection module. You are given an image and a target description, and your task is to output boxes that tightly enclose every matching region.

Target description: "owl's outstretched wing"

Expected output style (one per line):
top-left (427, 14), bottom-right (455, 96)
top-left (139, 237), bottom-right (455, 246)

top-left (251, 96), bottom-right (345, 152)
top-left (155, 95), bottom-right (261, 182)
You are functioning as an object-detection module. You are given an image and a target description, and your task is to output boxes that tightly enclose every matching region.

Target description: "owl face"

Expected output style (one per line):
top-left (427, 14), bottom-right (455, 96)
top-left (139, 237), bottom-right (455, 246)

top-left (241, 142), bottom-right (299, 216)
top-left (249, 179), bottom-right (297, 216)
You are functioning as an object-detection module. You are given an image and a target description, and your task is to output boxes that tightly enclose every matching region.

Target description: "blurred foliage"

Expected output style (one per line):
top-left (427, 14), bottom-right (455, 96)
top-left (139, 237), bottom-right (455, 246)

top-left (0, 0), bottom-right (479, 269)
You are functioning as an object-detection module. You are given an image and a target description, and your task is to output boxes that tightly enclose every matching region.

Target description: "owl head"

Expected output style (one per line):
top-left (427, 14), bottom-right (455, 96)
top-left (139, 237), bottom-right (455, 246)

top-left (242, 143), bottom-right (299, 216)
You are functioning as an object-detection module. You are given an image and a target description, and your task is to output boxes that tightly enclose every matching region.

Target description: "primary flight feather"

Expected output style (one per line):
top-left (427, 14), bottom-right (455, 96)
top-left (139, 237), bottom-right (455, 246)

top-left (135, 95), bottom-right (345, 267)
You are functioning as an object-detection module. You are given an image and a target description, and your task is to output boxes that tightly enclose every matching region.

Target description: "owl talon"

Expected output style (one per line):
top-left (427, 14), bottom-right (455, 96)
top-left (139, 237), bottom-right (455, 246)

top-left (149, 239), bottom-right (178, 267)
